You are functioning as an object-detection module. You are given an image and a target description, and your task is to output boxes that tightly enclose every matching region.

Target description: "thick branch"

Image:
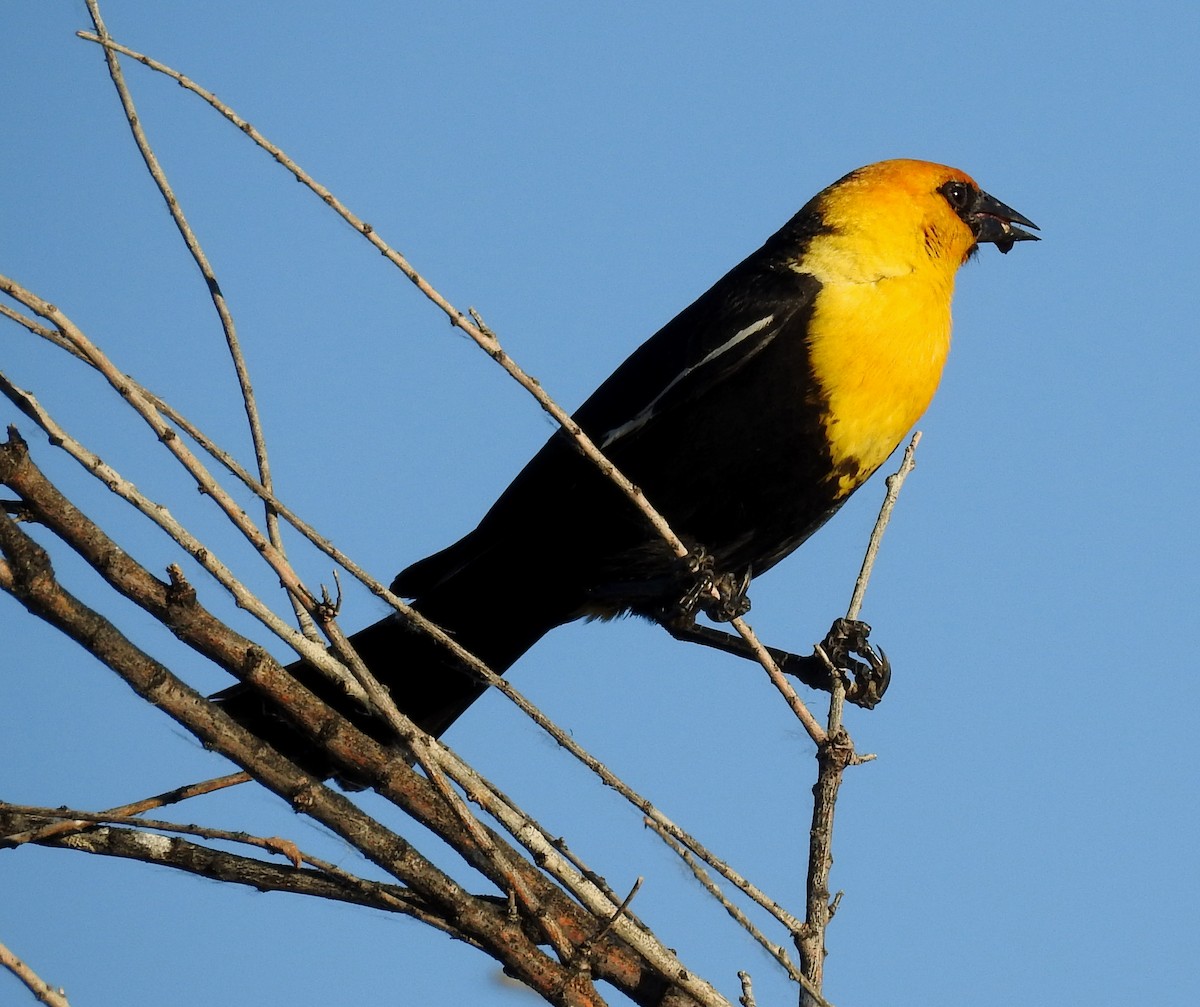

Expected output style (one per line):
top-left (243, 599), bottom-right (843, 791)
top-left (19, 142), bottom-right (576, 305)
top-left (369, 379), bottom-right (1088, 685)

top-left (0, 510), bottom-right (604, 1006)
top-left (0, 435), bottom-right (718, 1007)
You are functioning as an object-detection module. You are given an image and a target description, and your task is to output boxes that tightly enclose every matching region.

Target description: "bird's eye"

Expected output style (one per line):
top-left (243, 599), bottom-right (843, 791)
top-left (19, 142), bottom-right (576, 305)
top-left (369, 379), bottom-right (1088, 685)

top-left (940, 181), bottom-right (973, 212)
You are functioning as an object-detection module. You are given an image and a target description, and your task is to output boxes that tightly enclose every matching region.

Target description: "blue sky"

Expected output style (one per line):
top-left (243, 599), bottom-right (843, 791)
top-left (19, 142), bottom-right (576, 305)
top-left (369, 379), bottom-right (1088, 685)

top-left (3, 2), bottom-right (1198, 1005)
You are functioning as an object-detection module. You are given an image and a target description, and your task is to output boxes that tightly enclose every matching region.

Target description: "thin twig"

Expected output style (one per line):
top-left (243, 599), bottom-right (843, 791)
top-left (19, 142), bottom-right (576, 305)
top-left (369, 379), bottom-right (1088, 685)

top-left (731, 617), bottom-right (826, 745)
top-left (0, 772), bottom-right (249, 848)
top-left (580, 876), bottom-right (643, 952)
top-left (0, 369), bottom-right (367, 705)
top-left (68, 32), bottom-right (829, 758)
top-left (81, 1), bottom-right (313, 638)
top-left (0, 939), bottom-right (70, 1007)
top-left (487, 777), bottom-right (646, 928)
top-left (75, 28), bottom-right (688, 564)
top-left (0, 803), bottom-right (309, 866)
top-left (846, 432), bottom-right (920, 620)
top-left (797, 437), bottom-right (920, 1005)
top-left (647, 820), bottom-right (807, 986)
top-left (5, 815), bottom-right (478, 942)
top-left (0, 303), bottom-right (72, 352)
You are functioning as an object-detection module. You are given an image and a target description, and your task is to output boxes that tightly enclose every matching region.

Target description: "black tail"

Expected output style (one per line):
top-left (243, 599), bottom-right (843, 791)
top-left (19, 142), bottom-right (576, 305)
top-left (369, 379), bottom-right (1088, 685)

top-left (213, 544), bottom-right (577, 779)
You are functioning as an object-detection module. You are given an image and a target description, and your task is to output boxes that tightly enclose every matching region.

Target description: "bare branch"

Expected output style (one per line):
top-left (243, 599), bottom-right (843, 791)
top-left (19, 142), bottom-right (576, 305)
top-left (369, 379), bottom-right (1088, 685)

top-left (0, 414), bottom-right (794, 999)
top-left (736, 972), bottom-right (755, 1007)
top-left (847, 432), bottom-right (921, 620)
top-left (0, 503), bottom-right (611, 1004)
top-left (3, 801), bottom-right (313, 868)
top-left (0, 353), bottom-right (821, 980)
top-left (0, 367), bottom-right (366, 705)
top-left (74, 28), bottom-right (687, 565)
top-left (0, 939), bottom-right (70, 1007)
top-left (0, 439), bottom-right (730, 1006)
top-left (78, 1), bottom-right (312, 636)
top-left (796, 437), bottom-right (921, 1004)
top-left (0, 806), bottom-right (474, 940)
top-left (647, 819), bottom-right (806, 987)
top-left (0, 773), bottom-right (248, 848)
top-left (69, 31), bottom-right (826, 749)
top-left (730, 617), bottom-right (826, 745)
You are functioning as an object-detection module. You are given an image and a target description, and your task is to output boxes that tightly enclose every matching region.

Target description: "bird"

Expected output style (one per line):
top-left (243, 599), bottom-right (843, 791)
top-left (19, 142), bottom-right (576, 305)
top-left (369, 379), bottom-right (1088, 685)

top-left (215, 158), bottom-right (1037, 774)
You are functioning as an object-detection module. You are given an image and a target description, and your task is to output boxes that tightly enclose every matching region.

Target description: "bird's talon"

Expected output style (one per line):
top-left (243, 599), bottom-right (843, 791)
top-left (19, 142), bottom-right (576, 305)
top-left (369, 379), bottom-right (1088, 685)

top-left (818, 618), bottom-right (891, 709)
top-left (666, 548), bottom-right (751, 623)
top-left (702, 567), bottom-right (752, 622)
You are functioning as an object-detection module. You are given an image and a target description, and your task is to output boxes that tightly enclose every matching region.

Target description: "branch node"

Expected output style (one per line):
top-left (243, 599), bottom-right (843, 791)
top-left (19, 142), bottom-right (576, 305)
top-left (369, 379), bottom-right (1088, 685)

top-left (737, 970), bottom-right (757, 1007)
top-left (828, 891), bottom-right (844, 919)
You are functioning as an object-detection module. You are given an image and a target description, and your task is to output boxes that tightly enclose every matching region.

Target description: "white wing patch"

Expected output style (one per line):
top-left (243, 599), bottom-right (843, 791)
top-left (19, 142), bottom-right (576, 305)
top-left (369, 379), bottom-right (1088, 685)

top-left (599, 314), bottom-right (776, 448)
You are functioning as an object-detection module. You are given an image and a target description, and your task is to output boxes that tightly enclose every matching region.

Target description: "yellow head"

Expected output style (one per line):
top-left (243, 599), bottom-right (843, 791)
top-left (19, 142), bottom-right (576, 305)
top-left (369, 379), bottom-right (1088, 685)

top-left (798, 159), bottom-right (1037, 497)
top-left (798, 158), bottom-right (1038, 287)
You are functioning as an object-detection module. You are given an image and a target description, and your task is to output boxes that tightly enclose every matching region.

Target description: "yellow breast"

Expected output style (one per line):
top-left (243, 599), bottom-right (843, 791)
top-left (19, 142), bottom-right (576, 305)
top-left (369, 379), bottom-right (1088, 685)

top-left (805, 267), bottom-right (955, 497)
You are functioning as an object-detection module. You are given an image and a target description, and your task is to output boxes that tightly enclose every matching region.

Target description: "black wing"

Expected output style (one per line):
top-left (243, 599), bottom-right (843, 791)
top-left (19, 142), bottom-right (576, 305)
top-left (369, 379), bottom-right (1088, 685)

top-left (395, 209), bottom-right (827, 600)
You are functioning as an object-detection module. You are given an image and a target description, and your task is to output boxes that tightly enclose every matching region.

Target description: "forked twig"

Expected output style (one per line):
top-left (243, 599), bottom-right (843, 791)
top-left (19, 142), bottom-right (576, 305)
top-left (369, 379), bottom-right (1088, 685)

top-left (0, 773), bottom-right (249, 848)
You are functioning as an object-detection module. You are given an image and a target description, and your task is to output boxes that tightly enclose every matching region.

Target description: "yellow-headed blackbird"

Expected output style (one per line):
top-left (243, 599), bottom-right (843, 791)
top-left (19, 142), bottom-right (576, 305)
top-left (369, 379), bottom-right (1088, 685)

top-left (217, 159), bottom-right (1037, 766)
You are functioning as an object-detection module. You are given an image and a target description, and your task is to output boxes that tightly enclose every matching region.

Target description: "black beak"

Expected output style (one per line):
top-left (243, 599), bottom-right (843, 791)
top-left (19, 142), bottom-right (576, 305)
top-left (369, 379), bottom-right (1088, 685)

top-left (969, 189), bottom-right (1040, 254)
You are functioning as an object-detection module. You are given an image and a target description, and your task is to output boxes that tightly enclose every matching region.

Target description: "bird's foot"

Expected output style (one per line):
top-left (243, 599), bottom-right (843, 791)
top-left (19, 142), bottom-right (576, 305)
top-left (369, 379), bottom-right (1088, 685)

top-left (668, 547), bottom-right (751, 624)
top-left (662, 611), bottom-right (891, 710)
top-left (816, 617), bottom-right (890, 709)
